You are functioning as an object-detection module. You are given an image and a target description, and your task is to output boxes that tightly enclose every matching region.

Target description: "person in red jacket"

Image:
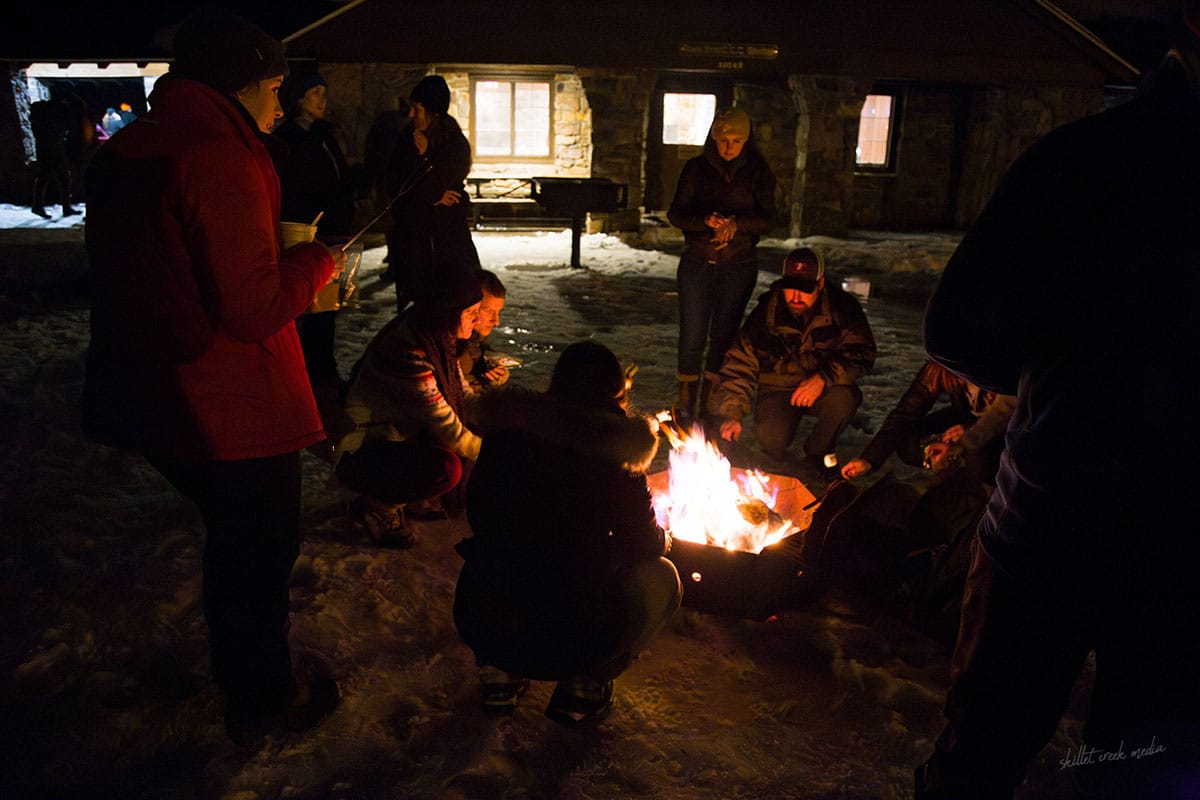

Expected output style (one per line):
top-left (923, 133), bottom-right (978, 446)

top-left (81, 6), bottom-right (344, 746)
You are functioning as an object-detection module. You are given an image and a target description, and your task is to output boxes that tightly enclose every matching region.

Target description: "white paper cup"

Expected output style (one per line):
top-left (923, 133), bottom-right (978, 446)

top-left (279, 221), bottom-right (318, 249)
top-left (281, 221), bottom-right (337, 312)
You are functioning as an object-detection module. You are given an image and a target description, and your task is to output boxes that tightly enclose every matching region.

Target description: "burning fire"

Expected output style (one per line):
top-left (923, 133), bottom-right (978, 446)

top-left (649, 413), bottom-right (812, 554)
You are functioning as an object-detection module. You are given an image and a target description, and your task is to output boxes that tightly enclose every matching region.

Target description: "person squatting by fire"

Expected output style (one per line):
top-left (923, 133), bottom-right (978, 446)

top-left (453, 341), bottom-right (682, 725)
top-left (708, 246), bottom-right (877, 478)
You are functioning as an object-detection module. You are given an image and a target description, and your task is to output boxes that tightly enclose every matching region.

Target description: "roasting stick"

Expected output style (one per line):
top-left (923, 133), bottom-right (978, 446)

top-left (339, 161), bottom-right (433, 253)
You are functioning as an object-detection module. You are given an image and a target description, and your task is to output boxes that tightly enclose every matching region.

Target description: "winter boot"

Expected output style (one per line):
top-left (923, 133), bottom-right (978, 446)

top-left (675, 374), bottom-right (700, 422)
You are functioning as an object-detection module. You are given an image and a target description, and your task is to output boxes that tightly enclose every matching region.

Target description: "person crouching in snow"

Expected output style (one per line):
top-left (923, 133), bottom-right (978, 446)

top-left (453, 341), bottom-right (682, 725)
top-left (334, 269), bottom-right (483, 547)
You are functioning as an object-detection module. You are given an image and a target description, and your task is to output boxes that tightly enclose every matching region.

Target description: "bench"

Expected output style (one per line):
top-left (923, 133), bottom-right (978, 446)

top-left (466, 177), bottom-right (569, 230)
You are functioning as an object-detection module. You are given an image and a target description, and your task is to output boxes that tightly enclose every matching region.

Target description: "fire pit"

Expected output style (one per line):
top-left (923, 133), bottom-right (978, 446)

top-left (647, 420), bottom-right (834, 619)
top-left (530, 177), bottom-right (627, 268)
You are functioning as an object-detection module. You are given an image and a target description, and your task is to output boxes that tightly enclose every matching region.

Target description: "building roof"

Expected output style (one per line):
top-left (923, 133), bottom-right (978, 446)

top-left (5, 0), bottom-right (1179, 88)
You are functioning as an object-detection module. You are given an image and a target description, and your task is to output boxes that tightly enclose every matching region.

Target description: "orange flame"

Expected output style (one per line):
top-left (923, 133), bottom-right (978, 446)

top-left (649, 413), bottom-right (814, 554)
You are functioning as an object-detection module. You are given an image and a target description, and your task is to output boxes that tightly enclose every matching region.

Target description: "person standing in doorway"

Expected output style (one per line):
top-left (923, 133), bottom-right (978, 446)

top-left (81, 5), bottom-right (344, 746)
top-left (667, 106), bottom-right (776, 422)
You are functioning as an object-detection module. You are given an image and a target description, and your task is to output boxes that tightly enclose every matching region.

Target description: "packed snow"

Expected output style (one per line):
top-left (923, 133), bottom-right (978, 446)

top-left (0, 203), bottom-right (1091, 799)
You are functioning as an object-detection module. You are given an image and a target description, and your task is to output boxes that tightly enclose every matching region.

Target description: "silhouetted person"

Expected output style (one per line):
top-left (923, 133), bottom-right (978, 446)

top-left (30, 98), bottom-right (78, 219)
top-left (915, 20), bottom-right (1200, 800)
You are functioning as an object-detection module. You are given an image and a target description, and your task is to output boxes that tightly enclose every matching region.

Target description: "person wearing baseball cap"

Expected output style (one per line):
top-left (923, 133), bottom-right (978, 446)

top-left (708, 246), bottom-right (875, 477)
top-left (81, 4), bottom-right (343, 745)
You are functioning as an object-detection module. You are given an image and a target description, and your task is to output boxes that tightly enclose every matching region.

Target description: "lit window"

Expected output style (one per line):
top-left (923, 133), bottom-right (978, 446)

top-left (662, 93), bottom-right (717, 146)
top-left (856, 94), bottom-right (894, 167)
top-left (473, 79), bottom-right (551, 158)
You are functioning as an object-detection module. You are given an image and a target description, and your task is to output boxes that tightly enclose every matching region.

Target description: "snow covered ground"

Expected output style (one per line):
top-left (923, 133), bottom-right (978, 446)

top-left (0, 204), bottom-right (1091, 799)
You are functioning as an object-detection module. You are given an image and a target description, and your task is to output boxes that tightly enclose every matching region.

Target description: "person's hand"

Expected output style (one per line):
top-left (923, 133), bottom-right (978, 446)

top-left (483, 365), bottom-right (510, 385)
top-left (325, 247), bottom-right (347, 282)
top-left (940, 424), bottom-right (967, 443)
top-left (434, 190), bottom-right (462, 206)
top-left (923, 441), bottom-right (964, 471)
top-left (714, 215), bottom-right (737, 243)
top-left (841, 458), bottom-right (873, 479)
top-left (705, 212), bottom-right (725, 230)
top-left (790, 374), bottom-right (826, 407)
top-left (719, 418), bottom-right (742, 442)
top-left (413, 129), bottom-right (429, 155)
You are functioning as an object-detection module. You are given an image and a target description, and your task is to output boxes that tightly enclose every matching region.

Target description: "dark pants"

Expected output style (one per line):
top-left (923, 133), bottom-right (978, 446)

top-left (753, 384), bottom-right (862, 460)
top-left (917, 538), bottom-right (1200, 800)
top-left (676, 251), bottom-right (758, 378)
top-left (295, 311), bottom-right (342, 388)
top-left (335, 439), bottom-right (463, 505)
top-left (33, 158), bottom-right (72, 211)
top-left (149, 452), bottom-right (301, 710)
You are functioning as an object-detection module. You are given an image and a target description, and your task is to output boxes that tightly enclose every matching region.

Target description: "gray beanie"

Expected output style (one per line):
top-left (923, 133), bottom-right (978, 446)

top-left (171, 5), bottom-right (288, 95)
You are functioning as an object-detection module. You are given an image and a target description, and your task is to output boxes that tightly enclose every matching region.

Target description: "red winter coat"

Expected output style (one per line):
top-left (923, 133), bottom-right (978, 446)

top-left (82, 76), bottom-right (336, 461)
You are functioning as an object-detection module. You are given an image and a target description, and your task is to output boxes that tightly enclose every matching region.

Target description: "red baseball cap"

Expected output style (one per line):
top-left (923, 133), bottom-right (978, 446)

top-left (780, 247), bottom-right (825, 292)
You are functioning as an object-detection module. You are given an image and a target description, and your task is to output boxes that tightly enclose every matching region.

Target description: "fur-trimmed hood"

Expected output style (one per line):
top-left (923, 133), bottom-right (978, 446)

top-left (468, 387), bottom-right (659, 474)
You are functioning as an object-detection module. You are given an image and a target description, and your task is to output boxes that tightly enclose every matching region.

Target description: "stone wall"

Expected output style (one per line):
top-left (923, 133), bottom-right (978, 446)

top-left (850, 83), bottom-right (1102, 231)
top-left (788, 75), bottom-right (870, 238)
top-left (577, 67), bottom-right (655, 232)
top-left (952, 85), bottom-right (1100, 227)
top-left (733, 82), bottom-right (795, 236)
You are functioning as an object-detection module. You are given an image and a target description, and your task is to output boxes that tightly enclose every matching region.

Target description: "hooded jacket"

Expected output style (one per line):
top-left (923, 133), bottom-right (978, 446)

top-left (453, 388), bottom-right (665, 678)
top-left (924, 52), bottom-right (1200, 583)
top-left (711, 281), bottom-right (876, 421)
top-left (667, 138), bottom-right (776, 265)
top-left (81, 76), bottom-right (335, 461)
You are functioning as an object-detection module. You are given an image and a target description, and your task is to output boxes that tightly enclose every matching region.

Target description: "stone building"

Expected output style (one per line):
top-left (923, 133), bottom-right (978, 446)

top-left (0, 1), bottom-right (1163, 238)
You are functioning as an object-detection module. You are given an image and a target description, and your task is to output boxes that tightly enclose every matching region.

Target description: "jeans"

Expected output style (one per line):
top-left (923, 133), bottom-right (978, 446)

top-left (676, 251), bottom-right (758, 378)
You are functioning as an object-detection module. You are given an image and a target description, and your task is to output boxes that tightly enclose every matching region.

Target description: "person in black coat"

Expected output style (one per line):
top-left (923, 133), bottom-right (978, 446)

top-left (30, 97), bottom-right (79, 219)
top-left (453, 342), bottom-right (681, 725)
top-left (914, 37), bottom-right (1200, 800)
top-left (382, 75), bottom-right (481, 312)
top-left (273, 71), bottom-right (357, 394)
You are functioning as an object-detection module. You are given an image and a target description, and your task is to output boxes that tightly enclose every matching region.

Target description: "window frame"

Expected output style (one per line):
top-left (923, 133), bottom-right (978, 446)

top-left (854, 87), bottom-right (904, 175)
top-left (469, 74), bottom-right (556, 163)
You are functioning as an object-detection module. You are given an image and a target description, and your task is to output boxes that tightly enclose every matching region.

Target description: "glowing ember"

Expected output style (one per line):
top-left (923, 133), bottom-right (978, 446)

top-left (648, 415), bottom-right (816, 554)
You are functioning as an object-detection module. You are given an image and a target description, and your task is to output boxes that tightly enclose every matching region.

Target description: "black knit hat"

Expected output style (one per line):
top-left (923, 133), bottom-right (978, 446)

top-left (409, 75), bottom-right (451, 115)
top-left (408, 269), bottom-right (483, 330)
top-left (171, 5), bottom-right (288, 95)
top-left (549, 341), bottom-right (627, 407)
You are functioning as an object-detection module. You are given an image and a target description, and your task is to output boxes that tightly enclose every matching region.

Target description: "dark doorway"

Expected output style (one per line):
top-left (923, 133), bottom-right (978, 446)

top-left (643, 74), bottom-right (732, 213)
